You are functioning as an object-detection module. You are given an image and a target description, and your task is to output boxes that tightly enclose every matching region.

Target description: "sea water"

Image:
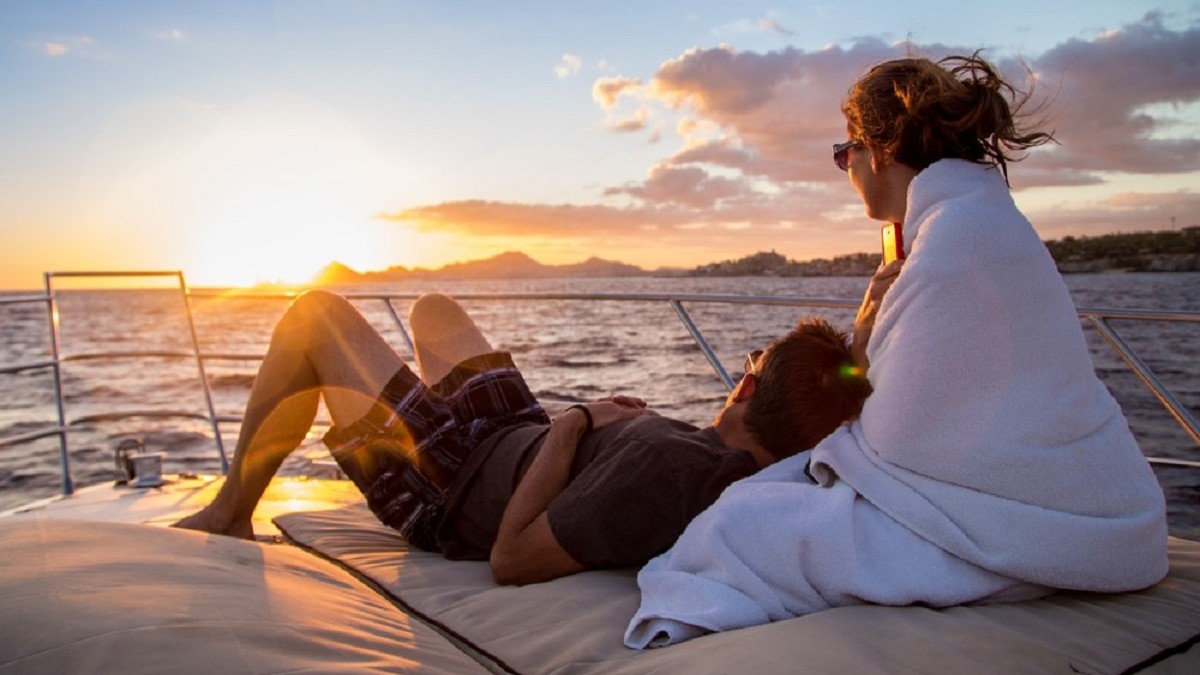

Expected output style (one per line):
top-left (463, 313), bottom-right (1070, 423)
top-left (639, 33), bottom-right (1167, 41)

top-left (1, 274), bottom-right (1197, 538)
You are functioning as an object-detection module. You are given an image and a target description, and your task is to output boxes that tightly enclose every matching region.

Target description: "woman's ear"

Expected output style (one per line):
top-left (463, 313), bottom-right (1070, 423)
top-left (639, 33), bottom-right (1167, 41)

top-left (868, 144), bottom-right (890, 172)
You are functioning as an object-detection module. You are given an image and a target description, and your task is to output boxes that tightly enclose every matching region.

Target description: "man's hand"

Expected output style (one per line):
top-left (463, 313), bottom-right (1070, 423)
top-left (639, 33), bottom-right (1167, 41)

top-left (851, 259), bottom-right (905, 373)
top-left (490, 409), bottom-right (587, 585)
top-left (489, 395), bottom-right (658, 585)
top-left (587, 394), bottom-right (656, 429)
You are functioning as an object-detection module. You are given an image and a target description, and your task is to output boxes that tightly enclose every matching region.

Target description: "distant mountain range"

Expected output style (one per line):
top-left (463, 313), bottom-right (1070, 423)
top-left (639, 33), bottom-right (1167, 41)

top-left (312, 251), bottom-right (652, 285)
top-left (307, 227), bottom-right (1200, 285)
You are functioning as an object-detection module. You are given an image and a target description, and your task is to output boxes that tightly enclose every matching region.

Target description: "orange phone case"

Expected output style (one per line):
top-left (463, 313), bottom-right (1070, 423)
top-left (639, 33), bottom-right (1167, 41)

top-left (882, 222), bottom-right (905, 263)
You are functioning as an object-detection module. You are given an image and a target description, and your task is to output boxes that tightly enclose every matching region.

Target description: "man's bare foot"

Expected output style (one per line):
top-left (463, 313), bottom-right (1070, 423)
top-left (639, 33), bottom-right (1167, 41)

top-left (172, 508), bottom-right (255, 540)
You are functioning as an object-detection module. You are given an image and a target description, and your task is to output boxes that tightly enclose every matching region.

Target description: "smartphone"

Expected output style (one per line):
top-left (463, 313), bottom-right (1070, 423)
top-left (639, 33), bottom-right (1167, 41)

top-left (882, 222), bottom-right (905, 264)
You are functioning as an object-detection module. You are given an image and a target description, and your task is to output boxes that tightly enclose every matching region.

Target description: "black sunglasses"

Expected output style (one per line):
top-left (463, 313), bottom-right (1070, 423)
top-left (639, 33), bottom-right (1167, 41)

top-left (833, 140), bottom-right (860, 171)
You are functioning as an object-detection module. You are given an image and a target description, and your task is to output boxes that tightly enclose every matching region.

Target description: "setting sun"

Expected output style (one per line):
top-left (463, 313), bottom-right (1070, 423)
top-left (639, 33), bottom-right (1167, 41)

top-left (167, 94), bottom-right (409, 287)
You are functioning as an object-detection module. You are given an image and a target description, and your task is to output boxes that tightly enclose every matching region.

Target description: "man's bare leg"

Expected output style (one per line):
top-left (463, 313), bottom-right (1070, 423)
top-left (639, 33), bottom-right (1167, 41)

top-left (174, 290), bottom-right (404, 538)
top-left (409, 293), bottom-right (494, 384)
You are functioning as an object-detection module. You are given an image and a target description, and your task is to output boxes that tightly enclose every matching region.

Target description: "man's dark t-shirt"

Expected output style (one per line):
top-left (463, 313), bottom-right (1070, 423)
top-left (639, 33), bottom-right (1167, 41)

top-left (437, 415), bottom-right (757, 568)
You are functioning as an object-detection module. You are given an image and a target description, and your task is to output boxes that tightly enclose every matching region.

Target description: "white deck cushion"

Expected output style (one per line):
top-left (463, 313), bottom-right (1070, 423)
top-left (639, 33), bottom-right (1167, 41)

top-left (0, 518), bottom-right (492, 675)
top-left (276, 503), bottom-right (1200, 675)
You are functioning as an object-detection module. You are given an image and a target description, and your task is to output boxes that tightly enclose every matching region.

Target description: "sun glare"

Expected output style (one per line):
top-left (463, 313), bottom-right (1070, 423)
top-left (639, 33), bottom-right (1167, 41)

top-left (188, 186), bottom-right (366, 287)
top-left (173, 94), bottom-right (409, 287)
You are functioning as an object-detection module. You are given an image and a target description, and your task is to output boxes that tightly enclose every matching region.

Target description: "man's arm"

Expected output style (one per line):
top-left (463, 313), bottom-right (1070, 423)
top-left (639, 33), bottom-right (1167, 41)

top-left (490, 397), bottom-right (651, 585)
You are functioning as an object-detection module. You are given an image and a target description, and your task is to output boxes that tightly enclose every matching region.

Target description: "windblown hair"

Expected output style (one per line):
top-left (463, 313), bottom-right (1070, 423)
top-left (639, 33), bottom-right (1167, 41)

top-left (744, 317), bottom-right (872, 459)
top-left (841, 52), bottom-right (1054, 181)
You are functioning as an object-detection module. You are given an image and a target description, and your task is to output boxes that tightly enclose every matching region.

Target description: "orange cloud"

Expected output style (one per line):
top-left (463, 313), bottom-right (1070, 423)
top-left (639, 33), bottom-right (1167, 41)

top-left (593, 76), bottom-right (642, 109)
top-left (382, 200), bottom-right (686, 237)
top-left (1102, 190), bottom-right (1200, 210)
top-left (603, 107), bottom-right (651, 132)
top-left (379, 196), bottom-right (873, 265)
top-left (382, 177), bottom-right (851, 236)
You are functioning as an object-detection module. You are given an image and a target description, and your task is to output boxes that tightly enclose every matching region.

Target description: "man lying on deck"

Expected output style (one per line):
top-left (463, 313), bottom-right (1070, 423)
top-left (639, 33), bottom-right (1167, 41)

top-left (176, 291), bottom-right (871, 584)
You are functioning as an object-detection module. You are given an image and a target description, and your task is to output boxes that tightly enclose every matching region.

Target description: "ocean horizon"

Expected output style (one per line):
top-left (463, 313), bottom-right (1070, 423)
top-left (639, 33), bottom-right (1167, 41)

top-left (2, 273), bottom-right (1197, 538)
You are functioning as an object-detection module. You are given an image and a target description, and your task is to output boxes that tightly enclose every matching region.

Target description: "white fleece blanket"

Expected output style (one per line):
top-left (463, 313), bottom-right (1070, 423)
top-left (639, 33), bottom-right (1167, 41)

top-left (625, 159), bottom-right (1169, 649)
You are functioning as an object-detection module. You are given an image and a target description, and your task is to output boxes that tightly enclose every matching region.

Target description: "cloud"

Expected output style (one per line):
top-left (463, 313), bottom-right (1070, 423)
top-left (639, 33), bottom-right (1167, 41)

top-left (37, 35), bottom-right (105, 59)
top-left (615, 14), bottom-right (1200, 189)
top-left (642, 39), bottom-right (906, 184)
top-left (383, 177), bottom-right (853, 237)
top-left (381, 200), bottom-right (688, 237)
top-left (593, 76), bottom-right (643, 109)
top-left (1027, 190), bottom-right (1200, 238)
top-left (651, 44), bottom-right (801, 113)
top-left (554, 53), bottom-right (582, 78)
top-left (605, 165), bottom-right (747, 208)
top-left (760, 18), bottom-right (794, 37)
top-left (385, 15), bottom-right (1200, 258)
top-left (670, 138), bottom-right (755, 171)
top-left (603, 107), bottom-right (651, 133)
top-left (1026, 12), bottom-right (1200, 176)
top-left (379, 188), bottom-right (875, 264)
top-left (154, 28), bottom-right (186, 42)
top-left (713, 16), bottom-right (796, 38)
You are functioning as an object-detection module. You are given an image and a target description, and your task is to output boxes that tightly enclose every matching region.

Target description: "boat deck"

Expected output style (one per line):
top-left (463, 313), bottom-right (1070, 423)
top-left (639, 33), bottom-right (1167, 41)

top-left (0, 474), bottom-right (363, 538)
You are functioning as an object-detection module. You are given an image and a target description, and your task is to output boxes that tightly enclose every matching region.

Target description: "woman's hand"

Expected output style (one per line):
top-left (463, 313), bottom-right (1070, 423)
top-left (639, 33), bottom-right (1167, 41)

top-left (586, 394), bottom-right (656, 429)
top-left (851, 259), bottom-right (905, 372)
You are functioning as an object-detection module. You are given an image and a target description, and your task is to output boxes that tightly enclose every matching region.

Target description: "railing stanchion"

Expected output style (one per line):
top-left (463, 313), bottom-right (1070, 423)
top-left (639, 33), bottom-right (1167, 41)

top-left (178, 272), bottom-right (229, 473)
top-left (382, 299), bottom-right (416, 355)
top-left (43, 273), bottom-right (73, 495)
top-left (669, 299), bottom-right (735, 391)
top-left (1087, 315), bottom-right (1200, 446)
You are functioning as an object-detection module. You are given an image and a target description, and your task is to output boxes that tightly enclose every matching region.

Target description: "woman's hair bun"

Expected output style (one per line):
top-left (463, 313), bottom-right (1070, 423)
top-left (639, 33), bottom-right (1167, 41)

top-left (842, 51), bottom-right (1054, 181)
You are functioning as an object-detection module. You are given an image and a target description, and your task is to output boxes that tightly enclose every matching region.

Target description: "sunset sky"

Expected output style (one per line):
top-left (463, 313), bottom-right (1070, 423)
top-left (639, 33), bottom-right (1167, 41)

top-left (1, 1), bottom-right (1197, 288)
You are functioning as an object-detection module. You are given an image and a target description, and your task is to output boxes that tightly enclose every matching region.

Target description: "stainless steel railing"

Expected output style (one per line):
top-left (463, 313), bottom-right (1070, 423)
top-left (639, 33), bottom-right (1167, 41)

top-left (0, 272), bottom-right (228, 492)
top-left (0, 272), bottom-right (1197, 495)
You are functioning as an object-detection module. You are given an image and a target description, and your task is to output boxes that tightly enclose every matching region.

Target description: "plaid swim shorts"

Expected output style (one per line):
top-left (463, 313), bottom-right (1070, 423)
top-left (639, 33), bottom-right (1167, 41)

top-left (323, 351), bottom-right (548, 551)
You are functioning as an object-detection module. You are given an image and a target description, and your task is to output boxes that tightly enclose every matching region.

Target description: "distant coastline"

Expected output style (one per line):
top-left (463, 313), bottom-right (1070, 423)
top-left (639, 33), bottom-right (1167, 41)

top-left (306, 228), bottom-right (1199, 286)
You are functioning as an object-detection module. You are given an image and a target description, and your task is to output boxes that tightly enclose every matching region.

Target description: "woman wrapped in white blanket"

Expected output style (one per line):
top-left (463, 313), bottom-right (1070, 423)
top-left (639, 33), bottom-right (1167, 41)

top-left (625, 52), bottom-right (1169, 649)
